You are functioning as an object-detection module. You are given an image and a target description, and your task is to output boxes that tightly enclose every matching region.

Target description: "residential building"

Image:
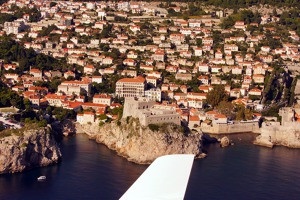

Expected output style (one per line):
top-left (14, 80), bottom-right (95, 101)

top-left (115, 76), bottom-right (146, 98)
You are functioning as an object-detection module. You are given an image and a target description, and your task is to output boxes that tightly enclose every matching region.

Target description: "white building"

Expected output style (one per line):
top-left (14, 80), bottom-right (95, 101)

top-left (59, 80), bottom-right (91, 95)
top-left (92, 76), bottom-right (103, 83)
top-left (4, 21), bottom-right (25, 35)
top-left (93, 94), bottom-right (112, 106)
top-left (115, 77), bottom-right (146, 98)
top-left (77, 112), bottom-right (95, 124)
top-left (145, 88), bottom-right (161, 102)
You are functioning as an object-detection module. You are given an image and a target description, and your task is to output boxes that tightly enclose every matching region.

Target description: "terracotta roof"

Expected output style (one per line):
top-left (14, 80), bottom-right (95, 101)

top-left (68, 102), bottom-right (83, 108)
top-left (215, 114), bottom-right (227, 119)
top-left (84, 111), bottom-right (94, 115)
top-left (30, 68), bottom-right (41, 73)
top-left (189, 116), bottom-right (200, 121)
top-left (85, 65), bottom-right (94, 69)
top-left (94, 94), bottom-right (111, 99)
top-left (82, 102), bottom-right (107, 107)
top-left (206, 110), bottom-right (218, 115)
top-left (118, 76), bottom-right (145, 83)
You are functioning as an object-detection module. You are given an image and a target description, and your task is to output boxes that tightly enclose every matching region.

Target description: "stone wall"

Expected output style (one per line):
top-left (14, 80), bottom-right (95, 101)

top-left (140, 113), bottom-right (181, 126)
top-left (254, 122), bottom-right (300, 148)
top-left (295, 79), bottom-right (300, 95)
top-left (201, 122), bottom-right (260, 134)
top-left (122, 97), bottom-right (155, 119)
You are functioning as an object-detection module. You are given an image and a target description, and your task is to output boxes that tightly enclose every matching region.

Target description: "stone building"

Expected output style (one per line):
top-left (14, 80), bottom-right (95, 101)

top-left (279, 107), bottom-right (300, 127)
top-left (59, 80), bottom-right (91, 95)
top-left (122, 97), bottom-right (180, 126)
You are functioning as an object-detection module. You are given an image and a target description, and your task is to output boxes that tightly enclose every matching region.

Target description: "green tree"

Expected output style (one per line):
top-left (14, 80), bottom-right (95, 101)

top-left (23, 98), bottom-right (32, 112)
top-left (236, 106), bottom-right (245, 121)
top-left (50, 2), bottom-right (57, 7)
top-left (38, 119), bottom-right (47, 127)
top-left (206, 85), bottom-right (228, 108)
top-left (236, 106), bottom-right (253, 121)
top-left (99, 114), bottom-right (107, 120)
top-left (217, 101), bottom-right (234, 117)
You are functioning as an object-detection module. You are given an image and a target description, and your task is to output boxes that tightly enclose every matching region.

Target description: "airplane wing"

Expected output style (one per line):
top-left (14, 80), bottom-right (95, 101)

top-left (120, 154), bottom-right (194, 200)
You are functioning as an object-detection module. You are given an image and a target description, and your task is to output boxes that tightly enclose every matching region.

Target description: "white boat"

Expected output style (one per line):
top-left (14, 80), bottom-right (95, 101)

top-left (37, 176), bottom-right (46, 181)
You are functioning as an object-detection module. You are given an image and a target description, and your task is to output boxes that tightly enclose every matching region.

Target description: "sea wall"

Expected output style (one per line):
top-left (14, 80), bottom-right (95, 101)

top-left (201, 122), bottom-right (260, 134)
top-left (76, 117), bottom-right (204, 164)
top-left (254, 122), bottom-right (300, 148)
top-left (0, 127), bottom-right (62, 174)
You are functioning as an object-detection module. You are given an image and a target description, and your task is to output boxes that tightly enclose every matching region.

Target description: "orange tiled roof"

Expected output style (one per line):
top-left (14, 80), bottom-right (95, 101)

top-left (118, 76), bottom-right (145, 83)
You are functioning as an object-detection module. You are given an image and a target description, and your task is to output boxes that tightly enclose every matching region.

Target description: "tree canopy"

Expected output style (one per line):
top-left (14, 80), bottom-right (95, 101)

top-left (0, 36), bottom-right (68, 73)
top-left (206, 85), bottom-right (229, 108)
top-left (221, 10), bottom-right (261, 29)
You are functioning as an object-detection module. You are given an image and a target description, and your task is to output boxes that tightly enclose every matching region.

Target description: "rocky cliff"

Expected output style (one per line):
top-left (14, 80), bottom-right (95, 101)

top-left (254, 122), bottom-right (300, 148)
top-left (0, 126), bottom-right (62, 174)
top-left (76, 118), bottom-right (204, 164)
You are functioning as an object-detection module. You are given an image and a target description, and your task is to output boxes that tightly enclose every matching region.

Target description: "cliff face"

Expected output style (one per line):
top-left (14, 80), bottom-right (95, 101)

top-left (0, 127), bottom-right (62, 174)
top-left (254, 122), bottom-right (300, 148)
top-left (76, 118), bottom-right (204, 164)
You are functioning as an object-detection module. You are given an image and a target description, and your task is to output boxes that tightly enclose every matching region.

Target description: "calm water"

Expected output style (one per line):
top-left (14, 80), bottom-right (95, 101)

top-left (1, 133), bottom-right (300, 200)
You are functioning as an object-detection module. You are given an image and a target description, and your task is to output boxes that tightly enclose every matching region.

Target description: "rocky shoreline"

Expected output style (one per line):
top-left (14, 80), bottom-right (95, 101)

top-left (0, 126), bottom-right (62, 174)
top-left (76, 118), bottom-right (205, 164)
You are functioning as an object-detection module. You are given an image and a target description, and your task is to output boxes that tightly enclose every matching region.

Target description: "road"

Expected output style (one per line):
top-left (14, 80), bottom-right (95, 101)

top-left (0, 116), bottom-right (22, 129)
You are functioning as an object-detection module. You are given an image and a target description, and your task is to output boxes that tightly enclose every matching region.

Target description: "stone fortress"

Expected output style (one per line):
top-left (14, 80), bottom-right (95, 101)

top-left (255, 107), bottom-right (300, 148)
top-left (122, 97), bottom-right (180, 126)
top-left (279, 107), bottom-right (300, 127)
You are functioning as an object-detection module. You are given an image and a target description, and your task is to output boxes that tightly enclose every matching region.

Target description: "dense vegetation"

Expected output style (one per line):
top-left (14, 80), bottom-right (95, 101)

top-left (221, 10), bottom-right (261, 29)
top-left (0, 81), bottom-right (23, 109)
top-left (206, 85), bottom-right (254, 121)
top-left (0, 36), bottom-right (67, 73)
top-left (72, 0), bottom-right (300, 8)
top-left (0, 0), bottom-right (7, 5)
top-left (206, 85), bottom-right (228, 108)
top-left (168, 3), bottom-right (206, 18)
top-left (205, 0), bottom-right (300, 8)
top-left (280, 9), bottom-right (300, 36)
top-left (0, 5), bottom-right (41, 24)
top-left (0, 13), bottom-right (17, 24)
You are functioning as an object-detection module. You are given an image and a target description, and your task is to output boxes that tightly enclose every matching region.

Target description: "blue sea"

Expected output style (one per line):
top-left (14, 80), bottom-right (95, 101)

top-left (1, 133), bottom-right (300, 200)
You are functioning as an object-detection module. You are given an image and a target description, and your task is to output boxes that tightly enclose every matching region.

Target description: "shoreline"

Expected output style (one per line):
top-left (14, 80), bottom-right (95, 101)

top-left (80, 129), bottom-right (259, 163)
top-left (75, 120), bottom-right (205, 164)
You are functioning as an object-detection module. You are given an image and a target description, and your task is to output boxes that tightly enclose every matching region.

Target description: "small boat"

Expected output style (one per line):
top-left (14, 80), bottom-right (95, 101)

top-left (37, 176), bottom-right (46, 181)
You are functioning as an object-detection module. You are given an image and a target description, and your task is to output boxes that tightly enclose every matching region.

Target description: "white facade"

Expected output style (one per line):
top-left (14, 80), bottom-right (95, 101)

top-left (116, 77), bottom-right (146, 98)
top-left (93, 94), bottom-right (112, 106)
top-left (145, 88), bottom-right (161, 102)
top-left (4, 21), bottom-right (25, 35)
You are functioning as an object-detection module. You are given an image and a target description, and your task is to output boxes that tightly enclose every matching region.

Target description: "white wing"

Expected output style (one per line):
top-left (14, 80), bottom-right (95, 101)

top-left (120, 154), bottom-right (194, 200)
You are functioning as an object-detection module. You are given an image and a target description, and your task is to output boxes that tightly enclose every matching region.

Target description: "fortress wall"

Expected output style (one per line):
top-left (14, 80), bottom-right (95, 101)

top-left (258, 122), bottom-right (300, 148)
top-left (201, 122), bottom-right (260, 134)
top-left (295, 79), bottom-right (300, 94)
top-left (123, 97), bottom-right (155, 118)
top-left (145, 114), bottom-right (181, 126)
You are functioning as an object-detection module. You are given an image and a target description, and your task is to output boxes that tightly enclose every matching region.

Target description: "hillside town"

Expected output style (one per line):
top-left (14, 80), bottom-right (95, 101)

top-left (1, 0), bottom-right (300, 133)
